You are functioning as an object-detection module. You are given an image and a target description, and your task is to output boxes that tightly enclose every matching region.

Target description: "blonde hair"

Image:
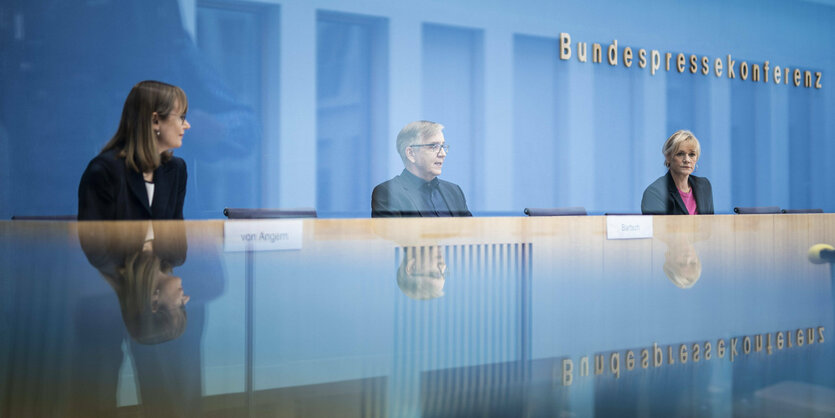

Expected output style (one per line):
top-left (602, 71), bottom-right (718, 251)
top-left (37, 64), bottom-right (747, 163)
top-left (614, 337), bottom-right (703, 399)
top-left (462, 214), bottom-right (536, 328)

top-left (102, 80), bottom-right (188, 173)
top-left (396, 121), bottom-right (444, 164)
top-left (662, 130), bottom-right (701, 168)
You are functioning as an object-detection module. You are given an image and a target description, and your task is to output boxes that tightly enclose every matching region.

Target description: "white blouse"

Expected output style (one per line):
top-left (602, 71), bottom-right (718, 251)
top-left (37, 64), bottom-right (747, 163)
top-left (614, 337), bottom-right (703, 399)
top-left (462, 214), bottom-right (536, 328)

top-left (145, 182), bottom-right (155, 208)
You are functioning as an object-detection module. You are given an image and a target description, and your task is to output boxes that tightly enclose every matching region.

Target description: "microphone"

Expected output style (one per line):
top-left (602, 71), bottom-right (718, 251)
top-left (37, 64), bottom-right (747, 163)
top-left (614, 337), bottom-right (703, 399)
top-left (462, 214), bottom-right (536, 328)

top-left (808, 244), bottom-right (835, 264)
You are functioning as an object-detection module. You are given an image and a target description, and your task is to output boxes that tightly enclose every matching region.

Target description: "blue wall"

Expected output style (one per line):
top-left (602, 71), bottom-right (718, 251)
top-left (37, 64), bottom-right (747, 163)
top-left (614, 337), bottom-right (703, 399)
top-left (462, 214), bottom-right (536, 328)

top-left (1, 0), bottom-right (833, 218)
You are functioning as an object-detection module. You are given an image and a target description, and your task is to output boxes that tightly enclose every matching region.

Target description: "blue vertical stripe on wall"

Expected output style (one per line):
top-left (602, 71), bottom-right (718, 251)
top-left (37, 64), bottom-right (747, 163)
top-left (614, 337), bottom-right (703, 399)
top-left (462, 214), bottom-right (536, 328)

top-left (512, 35), bottom-right (561, 209)
top-left (316, 11), bottom-right (388, 216)
top-left (789, 87), bottom-right (813, 210)
top-left (592, 64), bottom-right (639, 213)
top-left (422, 24), bottom-right (484, 209)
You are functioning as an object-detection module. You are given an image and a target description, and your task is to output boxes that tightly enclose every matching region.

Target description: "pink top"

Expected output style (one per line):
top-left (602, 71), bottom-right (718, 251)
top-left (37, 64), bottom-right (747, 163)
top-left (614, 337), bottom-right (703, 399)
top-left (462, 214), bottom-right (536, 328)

top-left (678, 188), bottom-right (698, 215)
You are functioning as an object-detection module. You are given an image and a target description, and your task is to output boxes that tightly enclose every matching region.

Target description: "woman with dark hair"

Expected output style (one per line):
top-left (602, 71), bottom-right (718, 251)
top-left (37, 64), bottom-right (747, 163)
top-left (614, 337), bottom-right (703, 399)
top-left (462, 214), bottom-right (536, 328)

top-left (78, 80), bottom-right (190, 220)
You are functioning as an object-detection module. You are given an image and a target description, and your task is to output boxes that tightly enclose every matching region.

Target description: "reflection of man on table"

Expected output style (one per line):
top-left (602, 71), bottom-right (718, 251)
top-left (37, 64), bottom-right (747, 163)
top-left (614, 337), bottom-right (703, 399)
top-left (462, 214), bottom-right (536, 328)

top-left (397, 246), bottom-right (447, 300)
top-left (372, 121), bottom-right (472, 217)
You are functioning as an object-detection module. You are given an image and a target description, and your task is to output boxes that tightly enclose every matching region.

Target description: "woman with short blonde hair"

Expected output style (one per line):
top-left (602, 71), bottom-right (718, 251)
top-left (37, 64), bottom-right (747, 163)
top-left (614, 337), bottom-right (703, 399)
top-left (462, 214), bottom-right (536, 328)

top-left (641, 130), bottom-right (714, 215)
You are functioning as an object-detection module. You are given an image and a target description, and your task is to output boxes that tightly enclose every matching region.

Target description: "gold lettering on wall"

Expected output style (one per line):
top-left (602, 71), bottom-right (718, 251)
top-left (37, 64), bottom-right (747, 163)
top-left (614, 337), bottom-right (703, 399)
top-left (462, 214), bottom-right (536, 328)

top-left (727, 55), bottom-right (736, 79)
top-left (651, 50), bottom-right (661, 75)
top-left (552, 32), bottom-right (822, 90)
top-left (608, 40), bottom-right (619, 65)
top-left (560, 33), bottom-right (571, 60)
top-left (578, 42), bottom-right (588, 62)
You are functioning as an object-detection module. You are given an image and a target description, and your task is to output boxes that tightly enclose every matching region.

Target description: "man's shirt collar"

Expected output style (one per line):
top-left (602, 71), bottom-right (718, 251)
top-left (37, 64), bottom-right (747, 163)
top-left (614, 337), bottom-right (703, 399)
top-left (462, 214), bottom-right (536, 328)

top-left (400, 169), bottom-right (438, 189)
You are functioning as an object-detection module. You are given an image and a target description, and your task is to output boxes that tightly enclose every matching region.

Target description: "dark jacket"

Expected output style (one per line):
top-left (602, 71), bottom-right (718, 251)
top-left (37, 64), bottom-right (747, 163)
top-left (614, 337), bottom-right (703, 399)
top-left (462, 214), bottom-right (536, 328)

top-left (78, 149), bottom-right (187, 220)
top-left (641, 171), bottom-right (714, 215)
top-left (371, 170), bottom-right (472, 217)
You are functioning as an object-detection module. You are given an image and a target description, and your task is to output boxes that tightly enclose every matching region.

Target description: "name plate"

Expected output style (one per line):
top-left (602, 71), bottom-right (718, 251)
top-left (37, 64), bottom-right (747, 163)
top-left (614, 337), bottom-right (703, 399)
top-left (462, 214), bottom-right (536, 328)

top-left (606, 215), bottom-right (653, 240)
top-left (224, 220), bottom-right (303, 252)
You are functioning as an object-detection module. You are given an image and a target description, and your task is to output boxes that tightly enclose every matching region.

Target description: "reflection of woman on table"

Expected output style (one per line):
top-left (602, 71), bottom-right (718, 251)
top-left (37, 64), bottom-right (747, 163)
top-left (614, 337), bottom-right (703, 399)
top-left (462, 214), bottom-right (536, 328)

top-left (75, 221), bottom-right (207, 417)
top-left (80, 221), bottom-right (189, 344)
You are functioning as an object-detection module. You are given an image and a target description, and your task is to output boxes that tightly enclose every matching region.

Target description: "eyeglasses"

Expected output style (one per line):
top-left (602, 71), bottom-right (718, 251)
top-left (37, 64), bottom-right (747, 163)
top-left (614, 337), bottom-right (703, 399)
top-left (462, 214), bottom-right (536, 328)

top-left (409, 143), bottom-right (449, 154)
top-left (167, 113), bottom-right (187, 125)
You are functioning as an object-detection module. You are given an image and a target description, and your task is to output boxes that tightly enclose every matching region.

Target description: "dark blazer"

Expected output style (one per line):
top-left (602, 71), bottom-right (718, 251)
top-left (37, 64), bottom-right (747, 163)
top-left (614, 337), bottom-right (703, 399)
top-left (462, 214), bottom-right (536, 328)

top-left (372, 170), bottom-right (472, 218)
top-left (641, 171), bottom-right (714, 215)
top-left (78, 149), bottom-right (187, 220)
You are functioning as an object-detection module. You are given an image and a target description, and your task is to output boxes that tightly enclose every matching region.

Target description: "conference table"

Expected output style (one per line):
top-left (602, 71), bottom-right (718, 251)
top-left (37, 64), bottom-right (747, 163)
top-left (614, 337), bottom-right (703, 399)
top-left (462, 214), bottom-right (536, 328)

top-left (2, 214), bottom-right (833, 417)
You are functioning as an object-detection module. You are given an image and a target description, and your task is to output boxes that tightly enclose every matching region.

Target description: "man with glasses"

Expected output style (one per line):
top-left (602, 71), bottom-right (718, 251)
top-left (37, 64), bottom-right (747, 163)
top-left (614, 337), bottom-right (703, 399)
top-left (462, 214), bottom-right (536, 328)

top-left (372, 120), bottom-right (472, 217)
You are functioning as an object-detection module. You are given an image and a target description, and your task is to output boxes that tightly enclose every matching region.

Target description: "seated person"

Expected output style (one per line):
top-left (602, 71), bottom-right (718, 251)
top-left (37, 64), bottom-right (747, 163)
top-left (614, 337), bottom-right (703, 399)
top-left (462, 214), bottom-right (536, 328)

top-left (641, 130), bottom-right (714, 215)
top-left (78, 81), bottom-right (190, 220)
top-left (372, 121), bottom-right (472, 217)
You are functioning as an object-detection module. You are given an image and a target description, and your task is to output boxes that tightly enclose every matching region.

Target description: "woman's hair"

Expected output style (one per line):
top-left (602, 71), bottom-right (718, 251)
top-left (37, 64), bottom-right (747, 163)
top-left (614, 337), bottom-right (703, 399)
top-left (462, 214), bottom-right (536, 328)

top-left (102, 80), bottom-right (188, 173)
top-left (116, 251), bottom-right (187, 345)
top-left (662, 130), bottom-right (701, 168)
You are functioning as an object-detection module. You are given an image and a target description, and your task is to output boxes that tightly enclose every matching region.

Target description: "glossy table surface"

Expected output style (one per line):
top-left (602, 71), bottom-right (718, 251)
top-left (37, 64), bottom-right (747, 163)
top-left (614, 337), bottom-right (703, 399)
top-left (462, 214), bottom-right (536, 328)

top-left (2, 215), bottom-right (834, 417)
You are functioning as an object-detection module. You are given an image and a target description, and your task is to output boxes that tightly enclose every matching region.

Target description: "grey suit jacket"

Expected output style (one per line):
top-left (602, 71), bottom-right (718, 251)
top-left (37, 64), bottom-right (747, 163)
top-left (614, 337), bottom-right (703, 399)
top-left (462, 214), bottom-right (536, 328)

top-left (641, 171), bottom-right (714, 215)
top-left (371, 170), bottom-right (472, 218)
